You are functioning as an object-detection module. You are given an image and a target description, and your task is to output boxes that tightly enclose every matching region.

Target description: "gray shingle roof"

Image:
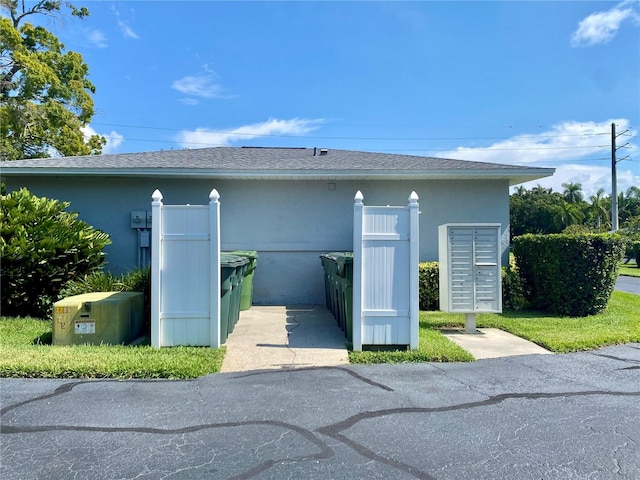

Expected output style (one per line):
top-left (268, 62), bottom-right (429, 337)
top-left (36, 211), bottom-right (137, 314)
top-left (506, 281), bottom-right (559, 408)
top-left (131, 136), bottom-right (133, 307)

top-left (0, 146), bottom-right (554, 185)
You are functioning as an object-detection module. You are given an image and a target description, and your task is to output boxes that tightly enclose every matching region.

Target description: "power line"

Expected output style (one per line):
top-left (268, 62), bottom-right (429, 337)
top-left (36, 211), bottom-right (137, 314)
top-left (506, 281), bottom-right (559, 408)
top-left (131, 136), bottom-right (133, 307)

top-left (90, 122), bottom-right (611, 142)
top-left (113, 135), bottom-right (609, 152)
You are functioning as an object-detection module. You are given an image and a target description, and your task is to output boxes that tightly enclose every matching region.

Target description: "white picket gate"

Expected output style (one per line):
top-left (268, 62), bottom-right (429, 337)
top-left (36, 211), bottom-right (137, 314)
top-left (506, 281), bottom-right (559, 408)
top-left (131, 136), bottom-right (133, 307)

top-left (150, 189), bottom-right (221, 348)
top-left (352, 191), bottom-right (419, 351)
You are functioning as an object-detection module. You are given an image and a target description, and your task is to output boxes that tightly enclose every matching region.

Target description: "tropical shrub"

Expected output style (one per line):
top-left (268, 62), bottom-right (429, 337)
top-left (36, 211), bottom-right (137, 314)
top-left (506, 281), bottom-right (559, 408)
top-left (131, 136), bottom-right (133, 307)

top-left (513, 233), bottom-right (625, 316)
top-left (59, 268), bottom-right (149, 298)
top-left (1, 188), bottom-right (110, 318)
top-left (502, 262), bottom-right (528, 311)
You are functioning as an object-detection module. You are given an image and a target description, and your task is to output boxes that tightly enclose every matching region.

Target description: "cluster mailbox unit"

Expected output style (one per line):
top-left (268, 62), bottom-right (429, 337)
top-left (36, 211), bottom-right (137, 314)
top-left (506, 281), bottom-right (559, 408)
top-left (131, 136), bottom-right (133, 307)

top-left (438, 223), bottom-right (502, 333)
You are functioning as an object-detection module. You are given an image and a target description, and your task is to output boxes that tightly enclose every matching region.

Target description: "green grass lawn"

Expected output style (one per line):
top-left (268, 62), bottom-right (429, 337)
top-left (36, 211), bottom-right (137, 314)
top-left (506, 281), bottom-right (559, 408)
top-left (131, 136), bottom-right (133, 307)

top-left (350, 291), bottom-right (640, 363)
top-left (3, 291), bottom-right (638, 375)
top-left (480, 291), bottom-right (639, 352)
top-left (348, 322), bottom-right (475, 364)
top-left (619, 263), bottom-right (640, 277)
top-left (0, 318), bottom-right (225, 379)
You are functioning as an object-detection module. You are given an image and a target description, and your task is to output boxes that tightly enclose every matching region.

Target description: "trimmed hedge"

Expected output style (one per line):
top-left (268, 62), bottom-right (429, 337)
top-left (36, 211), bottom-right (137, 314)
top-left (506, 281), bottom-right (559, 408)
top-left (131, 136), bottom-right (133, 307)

top-left (512, 233), bottom-right (625, 316)
top-left (1, 188), bottom-right (111, 318)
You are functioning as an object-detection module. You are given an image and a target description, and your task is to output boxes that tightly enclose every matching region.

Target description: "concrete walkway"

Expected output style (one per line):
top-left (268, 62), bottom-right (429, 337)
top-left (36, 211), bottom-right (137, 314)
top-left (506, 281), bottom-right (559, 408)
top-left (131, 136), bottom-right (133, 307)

top-left (441, 328), bottom-right (553, 359)
top-left (220, 275), bottom-right (637, 372)
top-left (220, 305), bottom-right (349, 372)
top-left (221, 305), bottom-right (555, 372)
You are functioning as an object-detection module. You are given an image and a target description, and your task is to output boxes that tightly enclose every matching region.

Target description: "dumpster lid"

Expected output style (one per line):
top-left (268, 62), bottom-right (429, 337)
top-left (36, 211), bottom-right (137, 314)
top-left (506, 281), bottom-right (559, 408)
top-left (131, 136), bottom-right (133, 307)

top-left (227, 250), bottom-right (258, 260)
top-left (320, 252), bottom-right (347, 262)
top-left (336, 253), bottom-right (353, 276)
top-left (220, 254), bottom-right (249, 267)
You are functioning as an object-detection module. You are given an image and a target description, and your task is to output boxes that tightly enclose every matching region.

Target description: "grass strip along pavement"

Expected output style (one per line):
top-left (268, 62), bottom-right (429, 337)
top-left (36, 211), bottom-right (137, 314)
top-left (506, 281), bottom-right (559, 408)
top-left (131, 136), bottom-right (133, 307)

top-left (0, 318), bottom-right (225, 379)
top-left (350, 291), bottom-right (639, 363)
top-left (2, 292), bottom-right (638, 375)
top-left (618, 264), bottom-right (640, 278)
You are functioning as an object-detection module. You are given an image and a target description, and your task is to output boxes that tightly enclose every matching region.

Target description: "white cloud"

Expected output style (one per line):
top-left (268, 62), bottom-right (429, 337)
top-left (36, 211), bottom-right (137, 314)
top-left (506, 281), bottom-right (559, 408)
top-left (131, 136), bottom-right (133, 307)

top-left (519, 162), bottom-right (639, 199)
top-left (437, 119), bottom-right (638, 197)
top-left (571, 0), bottom-right (640, 47)
top-left (118, 20), bottom-right (139, 39)
top-left (176, 118), bottom-right (325, 148)
top-left (178, 98), bottom-right (200, 106)
top-left (172, 69), bottom-right (229, 100)
top-left (440, 120), bottom-right (621, 166)
top-left (87, 29), bottom-right (108, 48)
top-left (81, 126), bottom-right (124, 154)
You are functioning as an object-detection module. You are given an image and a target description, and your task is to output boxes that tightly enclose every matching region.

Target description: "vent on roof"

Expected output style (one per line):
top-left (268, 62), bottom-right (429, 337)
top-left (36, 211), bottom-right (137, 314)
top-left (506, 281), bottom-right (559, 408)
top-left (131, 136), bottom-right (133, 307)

top-left (314, 147), bottom-right (329, 156)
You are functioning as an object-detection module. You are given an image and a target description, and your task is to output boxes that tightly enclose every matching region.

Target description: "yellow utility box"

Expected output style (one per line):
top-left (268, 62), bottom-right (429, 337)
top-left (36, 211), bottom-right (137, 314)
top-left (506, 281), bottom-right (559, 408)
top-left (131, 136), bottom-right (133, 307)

top-left (53, 292), bottom-right (144, 346)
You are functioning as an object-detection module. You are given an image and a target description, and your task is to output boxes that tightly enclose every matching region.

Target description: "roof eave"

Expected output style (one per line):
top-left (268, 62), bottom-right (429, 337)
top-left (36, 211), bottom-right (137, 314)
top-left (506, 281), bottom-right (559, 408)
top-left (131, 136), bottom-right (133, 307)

top-left (1, 167), bottom-right (555, 183)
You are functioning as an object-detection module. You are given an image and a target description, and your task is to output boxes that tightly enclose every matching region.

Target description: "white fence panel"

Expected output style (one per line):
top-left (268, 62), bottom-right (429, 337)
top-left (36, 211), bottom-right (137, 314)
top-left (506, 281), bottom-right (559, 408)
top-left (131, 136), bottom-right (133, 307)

top-left (151, 190), bottom-right (221, 348)
top-left (353, 191), bottom-right (419, 351)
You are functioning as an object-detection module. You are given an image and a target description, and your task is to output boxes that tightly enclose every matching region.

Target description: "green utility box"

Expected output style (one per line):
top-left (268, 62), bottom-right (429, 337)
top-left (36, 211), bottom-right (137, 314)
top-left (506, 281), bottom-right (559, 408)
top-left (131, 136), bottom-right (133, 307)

top-left (226, 251), bottom-right (258, 311)
top-left (53, 292), bottom-right (144, 346)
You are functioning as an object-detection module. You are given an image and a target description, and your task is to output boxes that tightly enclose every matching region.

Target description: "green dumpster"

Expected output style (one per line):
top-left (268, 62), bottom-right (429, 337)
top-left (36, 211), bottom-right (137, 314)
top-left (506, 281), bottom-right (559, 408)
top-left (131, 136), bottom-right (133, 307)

top-left (226, 254), bottom-right (249, 335)
top-left (227, 250), bottom-right (258, 311)
top-left (219, 254), bottom-right (239, 344)
top-left (320, 252), bottom-right (353, 331)
top-left (336, 253), bottom-right (354, 342)
top-left (320, 255), bottom-right (332, 311)
top-left (320, 253), bottom-right (342, 327)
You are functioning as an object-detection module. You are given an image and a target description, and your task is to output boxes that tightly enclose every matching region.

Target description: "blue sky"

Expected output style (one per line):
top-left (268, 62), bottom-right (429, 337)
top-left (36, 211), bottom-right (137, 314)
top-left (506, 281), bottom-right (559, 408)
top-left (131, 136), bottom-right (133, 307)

top-left (11, 1), bottom-right (640, 196)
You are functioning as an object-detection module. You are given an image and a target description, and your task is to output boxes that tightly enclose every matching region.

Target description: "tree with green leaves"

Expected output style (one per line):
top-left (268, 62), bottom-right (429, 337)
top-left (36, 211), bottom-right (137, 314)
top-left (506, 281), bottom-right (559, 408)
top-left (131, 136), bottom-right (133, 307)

top-left (510, 185), bottom-right (566, 238)
top-left (562, 182), bottom-right (584, 204)
top-left (0, 0), bottom-right (104, 161)
top-left (618, 186), bottom-right (640, 227)
top-left (588, 188), bottom-right (609, 230)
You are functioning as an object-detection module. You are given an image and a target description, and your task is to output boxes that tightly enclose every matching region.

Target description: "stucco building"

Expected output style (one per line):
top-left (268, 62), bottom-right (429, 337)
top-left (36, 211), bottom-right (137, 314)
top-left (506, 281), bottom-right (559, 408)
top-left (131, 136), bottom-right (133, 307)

top-left (1, 147), bottom-right (554, 305)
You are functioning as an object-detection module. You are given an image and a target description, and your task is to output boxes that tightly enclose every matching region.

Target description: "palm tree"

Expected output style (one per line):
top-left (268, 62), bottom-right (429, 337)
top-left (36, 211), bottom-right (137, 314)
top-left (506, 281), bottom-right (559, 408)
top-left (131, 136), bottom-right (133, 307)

top-left (624, 186), bottom-right (640, 220)
top-left (552, 201), bottom-right (584, 231)
top-left (531, 185), bottom-right (552, 195)
top-left (562, 182), bottom-right (584, 204)
top-left (589, 188), bottom-right (609, 230)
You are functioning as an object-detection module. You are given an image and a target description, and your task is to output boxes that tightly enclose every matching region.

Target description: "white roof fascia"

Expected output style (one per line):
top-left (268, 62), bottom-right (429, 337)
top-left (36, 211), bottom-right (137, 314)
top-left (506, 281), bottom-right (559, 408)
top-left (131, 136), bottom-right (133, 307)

top-left (0, 167), bottom-right (555, 185)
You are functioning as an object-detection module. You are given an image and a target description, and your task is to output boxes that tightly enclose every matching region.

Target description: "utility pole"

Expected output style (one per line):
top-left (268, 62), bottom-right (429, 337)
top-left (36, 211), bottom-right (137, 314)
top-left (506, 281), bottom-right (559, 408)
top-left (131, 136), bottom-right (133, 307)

top-left (612, 122), bottom-right (618, 231)
top-left (611, 122), bottom-right (630, 232)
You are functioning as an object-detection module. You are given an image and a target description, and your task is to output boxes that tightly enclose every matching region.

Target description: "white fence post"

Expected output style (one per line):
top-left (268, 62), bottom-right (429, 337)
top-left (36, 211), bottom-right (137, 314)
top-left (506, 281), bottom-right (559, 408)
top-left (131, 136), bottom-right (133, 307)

top-left (408, 191), bottom-right (420, 350)
top-left (352, 191), bottom-right (364, 351)
top-left (209, 189), bottom-right (221, 348)
top-left (150, 189), bottom-right (163, 348)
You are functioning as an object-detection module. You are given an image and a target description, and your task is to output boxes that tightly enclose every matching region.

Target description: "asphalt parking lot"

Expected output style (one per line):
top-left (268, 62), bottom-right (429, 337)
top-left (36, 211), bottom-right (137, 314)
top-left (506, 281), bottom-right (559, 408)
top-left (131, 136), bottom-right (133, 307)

top-left (2, 343), bottom-right (639, 479)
